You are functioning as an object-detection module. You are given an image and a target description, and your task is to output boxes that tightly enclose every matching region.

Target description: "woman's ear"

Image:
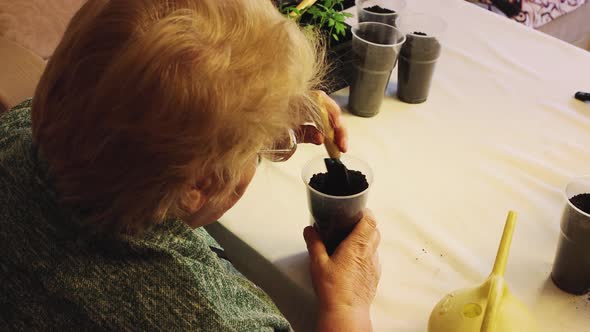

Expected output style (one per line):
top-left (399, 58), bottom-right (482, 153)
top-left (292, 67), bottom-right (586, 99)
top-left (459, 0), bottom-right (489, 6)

top-left (179, 186), bottom-right (207, 214)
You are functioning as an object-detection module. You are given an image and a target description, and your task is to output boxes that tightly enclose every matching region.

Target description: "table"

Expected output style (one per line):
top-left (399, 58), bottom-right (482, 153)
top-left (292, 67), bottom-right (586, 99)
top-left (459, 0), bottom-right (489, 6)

top-left (206, 1), bottom-right (590, 331)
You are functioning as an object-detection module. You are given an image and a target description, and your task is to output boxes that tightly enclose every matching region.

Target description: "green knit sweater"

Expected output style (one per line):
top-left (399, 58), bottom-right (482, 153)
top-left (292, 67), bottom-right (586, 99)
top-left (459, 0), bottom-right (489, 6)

top-left (0, 100), bottom-right (291, 331)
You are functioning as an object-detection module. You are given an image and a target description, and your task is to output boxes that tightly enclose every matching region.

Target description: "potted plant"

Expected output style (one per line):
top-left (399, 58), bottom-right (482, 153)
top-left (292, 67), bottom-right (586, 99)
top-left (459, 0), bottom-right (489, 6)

top-left (275, 0), bottom-right (356, 93)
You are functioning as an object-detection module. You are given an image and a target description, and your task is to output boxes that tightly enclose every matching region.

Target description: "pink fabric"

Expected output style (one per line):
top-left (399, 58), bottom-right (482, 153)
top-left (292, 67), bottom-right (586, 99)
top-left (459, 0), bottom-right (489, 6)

top-left (472, 0), bottom-right (587, 28)
top-left (0, 0), bottom-right (85, 59)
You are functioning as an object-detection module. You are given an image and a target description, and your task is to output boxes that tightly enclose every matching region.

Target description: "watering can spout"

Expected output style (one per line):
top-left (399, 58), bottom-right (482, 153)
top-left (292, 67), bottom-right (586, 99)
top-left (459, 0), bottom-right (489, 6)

top-left (490, 211), bottom-right (517, 278)
top-left (481, 211), bottom-right (517, 332)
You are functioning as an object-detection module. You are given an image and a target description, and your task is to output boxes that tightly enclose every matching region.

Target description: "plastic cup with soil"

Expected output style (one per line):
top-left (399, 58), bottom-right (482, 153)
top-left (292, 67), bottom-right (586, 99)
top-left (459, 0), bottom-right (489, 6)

top-left (302, 155), bottom-right (373, 255)
top-left (356, 0), bottom-right (407, 26)
top-left (551, 176), bottom-right (590, 295)
top-left (396, 13), bottom-right (447, 104)
top-left (348, 22), bottom-right (405, 117)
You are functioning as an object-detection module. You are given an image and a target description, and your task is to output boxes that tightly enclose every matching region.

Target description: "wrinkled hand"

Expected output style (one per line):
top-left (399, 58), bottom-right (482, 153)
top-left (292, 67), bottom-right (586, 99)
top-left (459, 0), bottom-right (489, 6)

top-left (303, 209), bottom-right (381, 316)
top-left (296, 90), bottom-right (348, 153)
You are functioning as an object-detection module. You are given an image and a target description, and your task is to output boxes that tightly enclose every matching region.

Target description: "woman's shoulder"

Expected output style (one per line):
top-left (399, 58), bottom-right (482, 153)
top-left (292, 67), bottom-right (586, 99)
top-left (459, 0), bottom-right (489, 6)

top-left (75, 222), bottom-right (291, 331)
top-left (0, 99), bottom-right (32, 139)
top-left (125, 221), bottom-right (291, 330)
top-left (0, 99), bottom-right (34, 173)
top-left (2, 217), bottom-right (291, 331)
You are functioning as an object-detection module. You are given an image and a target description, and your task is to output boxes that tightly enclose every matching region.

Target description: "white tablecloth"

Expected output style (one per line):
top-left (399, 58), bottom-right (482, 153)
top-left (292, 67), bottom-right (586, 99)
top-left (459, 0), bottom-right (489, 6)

top-left (209, 1), bottom-right (590, 331)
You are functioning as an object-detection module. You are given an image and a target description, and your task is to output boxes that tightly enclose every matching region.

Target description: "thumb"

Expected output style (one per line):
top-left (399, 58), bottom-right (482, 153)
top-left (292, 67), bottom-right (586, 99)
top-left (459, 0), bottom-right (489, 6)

top-left (303, 226), bottom-right (328, 263)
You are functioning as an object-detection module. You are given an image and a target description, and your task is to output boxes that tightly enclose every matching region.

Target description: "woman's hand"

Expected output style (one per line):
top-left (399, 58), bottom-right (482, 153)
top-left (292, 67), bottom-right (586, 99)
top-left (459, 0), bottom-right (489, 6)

top-left (296, 91), bottom-right (348, 153)
top-left (303, 209), bottom-right (381, 331)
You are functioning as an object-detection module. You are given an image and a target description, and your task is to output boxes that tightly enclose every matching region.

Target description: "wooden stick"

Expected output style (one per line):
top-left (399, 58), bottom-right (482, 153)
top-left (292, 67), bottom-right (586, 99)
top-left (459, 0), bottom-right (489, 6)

top-left (318, 97), bottom-right (341, 160)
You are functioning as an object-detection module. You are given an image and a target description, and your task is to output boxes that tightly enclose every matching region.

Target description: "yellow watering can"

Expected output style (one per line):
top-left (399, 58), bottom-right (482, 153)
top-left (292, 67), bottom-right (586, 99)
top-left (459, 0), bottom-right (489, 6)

top-left (428, 211), bottom-right (538, 332)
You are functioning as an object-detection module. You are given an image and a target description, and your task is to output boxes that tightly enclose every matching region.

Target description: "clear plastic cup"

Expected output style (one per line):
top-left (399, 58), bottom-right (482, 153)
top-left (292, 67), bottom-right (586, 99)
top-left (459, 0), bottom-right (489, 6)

top-left (302, 155), bottom-right (374, 254)
top-left (348, 22), bottom-right (405, 117)
top-left (396, 13), bottom-right (447, 104)
top-left (551, 176), bottom-right (590, 295)
top-left (356, 0), bottom-right (407, 26)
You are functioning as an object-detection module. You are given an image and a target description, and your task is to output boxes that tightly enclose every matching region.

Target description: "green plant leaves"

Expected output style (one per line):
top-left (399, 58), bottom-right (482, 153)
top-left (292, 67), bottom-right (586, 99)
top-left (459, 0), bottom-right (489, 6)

top-left (279, 0), bottom-right (351, 43)
top-left (334, 22), bottom-right (345, 34)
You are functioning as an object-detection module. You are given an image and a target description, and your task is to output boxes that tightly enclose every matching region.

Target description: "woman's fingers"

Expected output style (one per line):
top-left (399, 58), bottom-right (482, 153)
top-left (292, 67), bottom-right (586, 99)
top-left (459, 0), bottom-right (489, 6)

top-left (296, 124), bottom-right (324, 145)
top-left (321, 92), bottom-right (348, 153)
top-left (368, 223), bottom-right (381, 254)
top-left (333, 124), bottom-right (348, 153)
top-left (374, 251), bottom-right (382, 281)
top-left (297, 91), bottom-right (348, 152)
top-left (346, 209), bottom-right (379, 252)
top-left (296, 123), bottom-right (346, 153)
top-left (305, 209), bottom-right (382, 314)
top-left (370, 250), bottom-right (382, 292)
top-left (303, 226), bottom-right (329, 264)
top-left (321, 92), bottom-right (342, 128)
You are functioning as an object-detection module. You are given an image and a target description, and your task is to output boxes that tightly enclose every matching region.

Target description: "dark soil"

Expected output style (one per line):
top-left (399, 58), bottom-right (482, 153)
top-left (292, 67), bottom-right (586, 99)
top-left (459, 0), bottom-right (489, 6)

top-left (570, 193), bottom-right (590, 214)
top-left (309, 168), bottom-right (368, 196)
top-left (364, 5), bottom-right (395, 14)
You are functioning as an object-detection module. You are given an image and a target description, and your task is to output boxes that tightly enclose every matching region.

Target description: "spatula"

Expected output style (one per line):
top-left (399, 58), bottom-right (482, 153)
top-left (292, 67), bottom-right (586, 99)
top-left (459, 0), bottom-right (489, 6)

top-left (318, 98), bottom-right (351, 192)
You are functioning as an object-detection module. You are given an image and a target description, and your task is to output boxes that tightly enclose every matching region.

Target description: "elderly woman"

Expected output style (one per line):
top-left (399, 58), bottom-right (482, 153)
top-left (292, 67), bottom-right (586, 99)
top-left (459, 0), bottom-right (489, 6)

top-left (0, 0), bottom-right (380, 331)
